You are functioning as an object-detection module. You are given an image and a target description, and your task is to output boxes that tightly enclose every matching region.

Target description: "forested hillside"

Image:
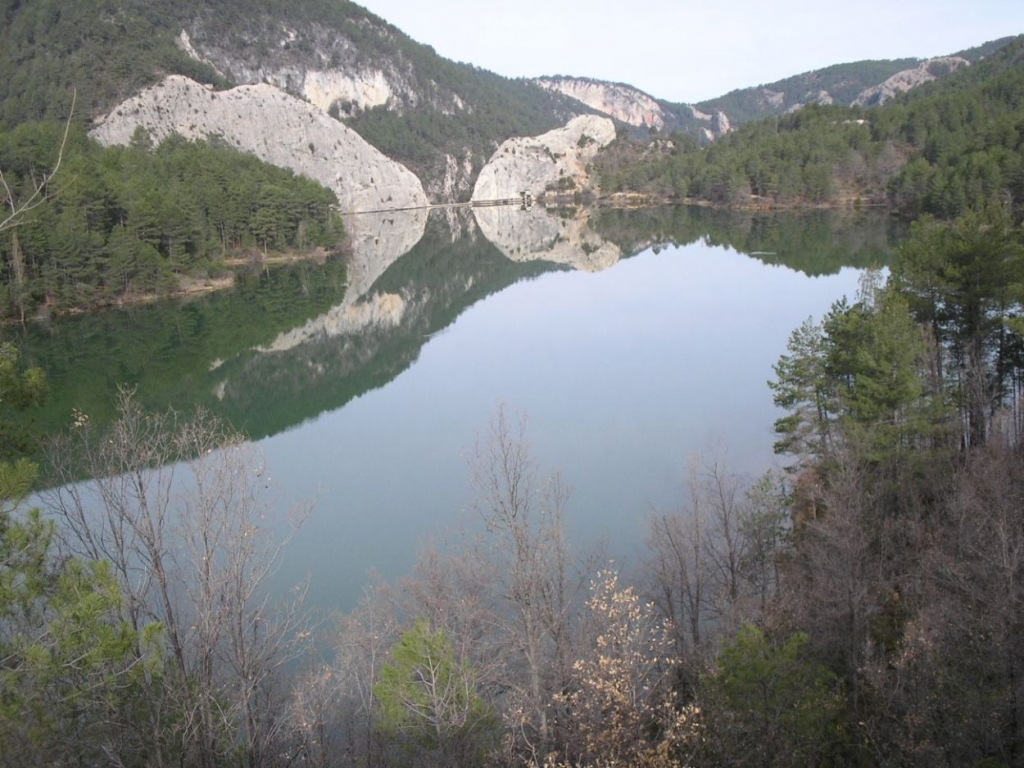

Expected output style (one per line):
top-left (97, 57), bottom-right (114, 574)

top-left (598, 35), bottom-right (1024, 217)
top-left (0, 125), bottom-right (342, 318)
top-left (0, 0), bottom-right (580, 196)
top-left (690, 36), bottom-right (1012, 126)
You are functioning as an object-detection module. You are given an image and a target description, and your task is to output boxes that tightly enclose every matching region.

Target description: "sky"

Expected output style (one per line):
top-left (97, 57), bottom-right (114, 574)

top-left (357, 0), bottom-right (1024, 104)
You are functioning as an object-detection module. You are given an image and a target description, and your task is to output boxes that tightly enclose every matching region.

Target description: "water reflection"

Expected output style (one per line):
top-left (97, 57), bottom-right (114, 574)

top-left (17, 205), bottom-right (902, 608)
top-left (473, 204), bottom-right (621, 272)
top-left (342, 208), bottom-right (429, 301)
top-left (18, 206), bottom-right (899, 448)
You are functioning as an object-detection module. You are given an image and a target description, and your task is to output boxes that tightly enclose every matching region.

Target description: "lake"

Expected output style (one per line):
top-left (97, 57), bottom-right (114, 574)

top-left (18, 205), bottom-right (901, 610)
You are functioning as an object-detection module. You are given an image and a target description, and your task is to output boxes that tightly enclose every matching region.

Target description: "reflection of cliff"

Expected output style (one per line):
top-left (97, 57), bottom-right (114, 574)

top-left (208, 210), bottom-right (560, 438)
top-left (473, 205), bottom-right (621, 273)
top-left (342, 208), bottom-right (429, 301)
top-left (592, 205), bottom-right (901, 276)
top-left (21, 205), bottom-right (897, 448)
top-left (17, 260), bottom-right (350, 439)
top-left (248, 208), bottom-right (429, 357)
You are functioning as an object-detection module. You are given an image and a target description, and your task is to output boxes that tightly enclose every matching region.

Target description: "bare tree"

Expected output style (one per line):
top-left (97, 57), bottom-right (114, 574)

top-left (643, 450), bottom-right (789, 660)
top-left (468, 405), bottom-right (588, 758)
top-left (287, 583), bottom-right (400, 767)
top-left (43, 387), bottom-right (309, 767)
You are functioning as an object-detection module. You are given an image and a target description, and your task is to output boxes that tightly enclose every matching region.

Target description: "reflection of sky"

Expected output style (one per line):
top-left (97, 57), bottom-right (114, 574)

top-left (265, 241), bottom-right (863, 610)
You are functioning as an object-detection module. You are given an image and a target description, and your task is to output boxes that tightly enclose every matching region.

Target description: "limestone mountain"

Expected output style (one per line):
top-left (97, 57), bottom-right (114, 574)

top-left (91, 75), bottom-right (428, 215)
top-left (533, 77), bottom-right (730, 141)
top-left (692, 36), bottom-right (1014, 127)
top-left (0, 0), bottom-right (582, 199)
top-left (530, 39), bottom-right (1010, 147)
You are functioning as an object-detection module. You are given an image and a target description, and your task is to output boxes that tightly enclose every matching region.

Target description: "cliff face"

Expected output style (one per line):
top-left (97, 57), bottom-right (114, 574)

top-left (472, 115), bottom-right (616, 201)
top-left (90, 75), bottom-right (428, 214)
top-left (535, 77), bottom-right (668, 129)
top-left (175, 23), bottom-right (444, 118)
top-left (534, 77), bottom-right (731, 141)
top-left (852, 57), bottom-right (970, 106)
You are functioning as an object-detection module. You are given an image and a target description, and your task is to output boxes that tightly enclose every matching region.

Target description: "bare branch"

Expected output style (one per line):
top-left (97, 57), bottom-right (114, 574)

top-left (0, 89), bottom-right (76, 233)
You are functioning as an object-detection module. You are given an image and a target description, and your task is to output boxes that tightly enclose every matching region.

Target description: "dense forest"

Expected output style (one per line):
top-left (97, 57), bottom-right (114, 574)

top-left (0, 125), bottom-right (343, 319)
top-left (598, 36), bottom-right (1024, 218)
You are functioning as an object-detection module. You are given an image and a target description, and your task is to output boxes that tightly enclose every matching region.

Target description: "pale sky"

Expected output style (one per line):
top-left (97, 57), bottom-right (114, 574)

top-left (357, 0), bottom-right (1024, 104)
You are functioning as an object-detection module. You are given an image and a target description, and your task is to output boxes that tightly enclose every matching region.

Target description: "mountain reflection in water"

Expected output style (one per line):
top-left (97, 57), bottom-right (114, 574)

top-left (17, 205), bottom-right (900, 608)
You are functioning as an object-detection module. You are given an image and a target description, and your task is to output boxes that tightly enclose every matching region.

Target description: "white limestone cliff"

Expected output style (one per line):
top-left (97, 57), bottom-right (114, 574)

top-left (471, 115), bottom-right (616, 202)
top-left (90, 75), bottom-right (428, 214)
top-left (535, 78), bottom-right (667, 129)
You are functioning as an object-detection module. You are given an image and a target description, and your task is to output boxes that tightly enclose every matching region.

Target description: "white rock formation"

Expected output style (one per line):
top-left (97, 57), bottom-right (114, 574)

top-left (535, 78), bottom-right (667, 129)
top-left (471, 115), bottom-right (616, 202)
top-left (473, 206), bottom-right (620, 273)
top-left (90, 74), bottom-right (428, 214)
top-left (301, 68), bottom-right (395, 113)
top-left (853, 57), bottom-right (969, 106)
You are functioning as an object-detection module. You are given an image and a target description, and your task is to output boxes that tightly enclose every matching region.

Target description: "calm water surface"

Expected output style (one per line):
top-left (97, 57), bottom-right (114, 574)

top-left (22, 207), bottom-right (895, 611)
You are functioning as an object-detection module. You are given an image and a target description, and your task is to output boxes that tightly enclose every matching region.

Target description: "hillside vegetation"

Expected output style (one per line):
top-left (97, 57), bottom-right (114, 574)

top-left (0, 126), bottom-right (342, 318)
top-left (690, 36), bottom-right (1012, 126)
top-left (597, 36), bottom-right (1024, 217)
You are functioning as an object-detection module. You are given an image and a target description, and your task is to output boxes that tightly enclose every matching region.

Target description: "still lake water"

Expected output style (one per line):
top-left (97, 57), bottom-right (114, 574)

top-left (21, 206), bottom-right (899, 611)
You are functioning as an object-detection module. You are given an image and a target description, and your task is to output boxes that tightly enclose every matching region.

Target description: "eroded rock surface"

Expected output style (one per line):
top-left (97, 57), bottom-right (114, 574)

top-left (535, 77), bottom-right (668, 129)
top-left (853, 57), bottom-right (970, 106)
top-left (90, 75), bottom-right (428, 213)
top-left (471, 115), bottom-right (616, 201)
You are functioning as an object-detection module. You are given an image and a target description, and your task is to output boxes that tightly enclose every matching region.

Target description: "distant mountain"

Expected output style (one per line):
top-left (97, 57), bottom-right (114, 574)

top-left (692, 37), bottom-right (1015, 127)
top-left (593, 35), bottom-right (1024, 217)
top-left (0, 0), bottom-right (582, 199)
top-left (533, 76), bottom-right (731, 142)
top-left (530, 38), bottom-right (1016, 147)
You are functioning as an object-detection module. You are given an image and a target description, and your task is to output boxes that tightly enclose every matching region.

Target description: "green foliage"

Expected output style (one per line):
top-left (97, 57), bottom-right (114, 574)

top-left (0, 127), bottom-right (343, 316)
top-left (374, 618), bottom-right (496, 765)
top-left (0, 510), bottom-right (155, 766)
top-left (891, 209), bottom-right (1024, 447)
top-left (0, 342), bottom-right (153, 766)
top-left (0, 0), bottom-right (229, 129)
top-left (0, 342), bottom-right (46, 463)
top-left (699, 625), bottom-right (843, 766)
top-left (599, 36), bottom-right (1024, 218)
top-left (696, 58), bottom-right (921, 125)
top-left (770, 272), bottom-right (951, 480)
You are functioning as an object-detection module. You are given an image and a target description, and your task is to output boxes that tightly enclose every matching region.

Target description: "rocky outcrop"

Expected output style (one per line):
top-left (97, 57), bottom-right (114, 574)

top-left (535, 77), bottom-right (667, 129)
top-left (853, 57), bottom-right (969, 106)
top-left (90, 75), bottom-right (428, 213)
top-left (533, 77), bottom-right (732, 141)
top-left (473, 205), bottom-right (620, 273)
top-left (176, 23), bottom-right (437, 117)
top-left (471, 115), bottom-right (616, 201)
top-left (785, 90), bottom-right (834, 113)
